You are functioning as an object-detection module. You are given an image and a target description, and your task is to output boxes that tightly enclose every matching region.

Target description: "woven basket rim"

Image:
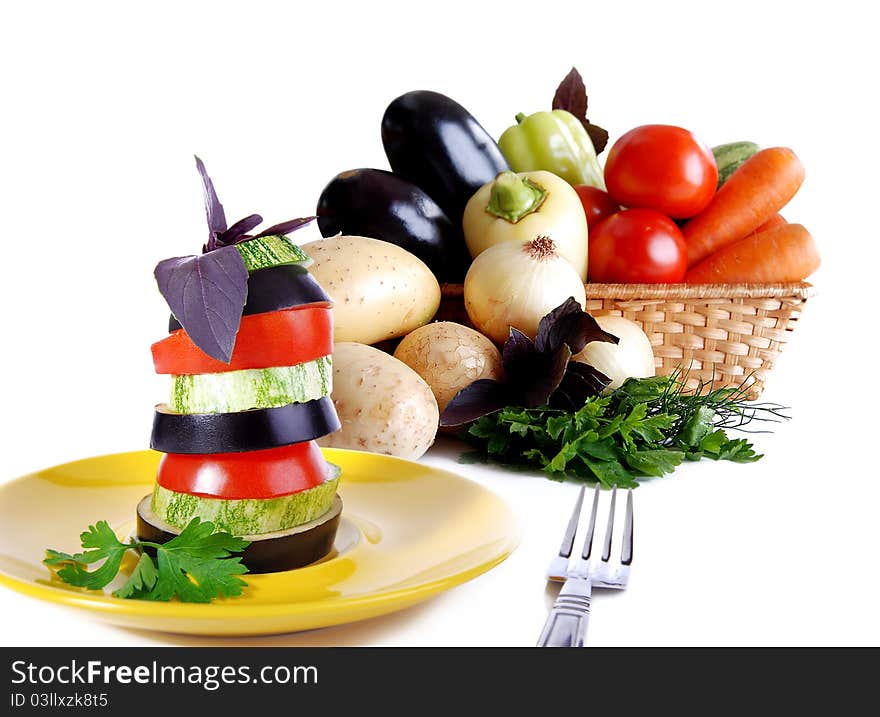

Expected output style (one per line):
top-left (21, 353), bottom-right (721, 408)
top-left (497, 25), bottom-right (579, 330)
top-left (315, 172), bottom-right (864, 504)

top-left (440, 281), bottom-right (814, 300)
top-left (583, 281), bottom-right (814, 300)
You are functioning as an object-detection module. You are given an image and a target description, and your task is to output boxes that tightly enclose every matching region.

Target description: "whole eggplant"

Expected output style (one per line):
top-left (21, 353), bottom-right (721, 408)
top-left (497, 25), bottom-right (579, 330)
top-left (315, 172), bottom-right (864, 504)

top-left (381, 91), bottom-right (510, 228)
top-left (316, 168), bottom-right (469, 282)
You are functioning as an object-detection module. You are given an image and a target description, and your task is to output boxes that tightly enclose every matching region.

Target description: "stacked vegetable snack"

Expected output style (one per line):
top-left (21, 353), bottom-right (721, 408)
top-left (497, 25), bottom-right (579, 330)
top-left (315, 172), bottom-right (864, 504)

top-left (136, 158), bottom-right (343, 573)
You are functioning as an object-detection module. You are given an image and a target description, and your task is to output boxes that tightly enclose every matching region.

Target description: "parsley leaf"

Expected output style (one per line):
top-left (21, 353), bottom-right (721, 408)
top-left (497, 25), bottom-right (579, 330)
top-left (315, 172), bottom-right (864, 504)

top-left (678, 406), bottom-right (716, 448)
top-left (114, 553), bottom-right (158, 599)
top-left (582, 458), bottom-right (639, 489)
top-left (45, 517), bottom-right (250, 603)
top-left (141, 519), bottom-right (250, 603)
top-left (624, 449), bottom-right (684, 477)
top-left (44, 521), bottom-right (132, 590)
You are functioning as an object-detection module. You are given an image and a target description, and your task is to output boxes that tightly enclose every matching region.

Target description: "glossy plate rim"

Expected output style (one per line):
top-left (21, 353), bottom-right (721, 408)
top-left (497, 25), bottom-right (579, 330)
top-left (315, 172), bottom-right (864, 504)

top-left (0, 448), bottom-right (519, 635)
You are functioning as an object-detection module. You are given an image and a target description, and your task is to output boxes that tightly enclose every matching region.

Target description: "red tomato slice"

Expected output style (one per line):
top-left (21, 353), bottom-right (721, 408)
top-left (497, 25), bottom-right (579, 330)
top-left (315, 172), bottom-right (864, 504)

top-left (152, 304), bottom-right (333, 375)
top-left (156, 441), bottom-right (330, 499)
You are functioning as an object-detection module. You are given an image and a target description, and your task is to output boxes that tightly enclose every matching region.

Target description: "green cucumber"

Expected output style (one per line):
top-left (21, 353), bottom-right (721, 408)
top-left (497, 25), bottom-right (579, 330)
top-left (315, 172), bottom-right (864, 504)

top-left (152, 467), bottom-right (340, 535)
top-left (235, 235), bottom-right (312, 272)
top-left (170, 356), bottom-right (332, 414)
top-left (712, 141), bottom-right (760, 189)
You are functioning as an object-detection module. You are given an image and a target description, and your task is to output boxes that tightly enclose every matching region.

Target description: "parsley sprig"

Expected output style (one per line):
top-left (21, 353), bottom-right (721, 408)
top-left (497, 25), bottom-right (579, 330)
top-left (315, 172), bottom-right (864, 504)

top-left (44, 518), bottom-right (250, 603)
top-left (461, 372), bottom-right (788, 488)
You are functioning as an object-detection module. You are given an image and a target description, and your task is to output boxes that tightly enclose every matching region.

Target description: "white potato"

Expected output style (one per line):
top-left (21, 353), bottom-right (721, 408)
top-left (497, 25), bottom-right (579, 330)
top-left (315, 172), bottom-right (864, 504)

top-left (393, 322), bottom-right (503, 412)
top-left (304, 235), bottom-right (441, 345)
top-left (318, 342), bottom-right (439, 460)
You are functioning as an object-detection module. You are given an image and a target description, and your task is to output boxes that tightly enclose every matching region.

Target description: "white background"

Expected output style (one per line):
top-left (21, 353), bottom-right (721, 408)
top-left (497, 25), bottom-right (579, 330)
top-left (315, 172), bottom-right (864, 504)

top-left (1, 0), bottom-right (877, 646)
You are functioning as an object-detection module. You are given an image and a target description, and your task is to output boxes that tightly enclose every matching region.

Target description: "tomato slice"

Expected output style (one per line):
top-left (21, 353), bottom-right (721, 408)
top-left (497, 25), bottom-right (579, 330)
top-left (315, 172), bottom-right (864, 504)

top-left (156, 441), bottom-right (330, 499)
top-left (152, 304), bottom-right (333, 375)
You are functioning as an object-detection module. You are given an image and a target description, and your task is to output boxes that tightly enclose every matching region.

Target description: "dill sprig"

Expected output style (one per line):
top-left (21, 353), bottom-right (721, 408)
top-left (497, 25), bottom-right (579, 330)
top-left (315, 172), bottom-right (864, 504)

top-left (611, 367), bottom-right (790, 435)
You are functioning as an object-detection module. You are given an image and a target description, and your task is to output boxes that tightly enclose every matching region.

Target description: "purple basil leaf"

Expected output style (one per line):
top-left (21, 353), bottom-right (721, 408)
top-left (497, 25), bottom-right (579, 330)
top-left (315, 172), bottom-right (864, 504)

top-left (502, 327), bottom-right (538, 375)
top-left (551, 366), bottom-right (604, 409)
top-left (154, 246), bottom-right (248, 363)
top-left (535, 297), bottom-right (583, 352)
top-left (556, 312), bottom-right (619, 355)
top-left (440, 379), bottom-right (511, 427)
top-left (523, 344), bottom-right (572, 408)
top-left (551, 67), bottom-right (609, 154)
top-left (564, 361), bottom-right (613, 398)
top-left (254, 216), bottom-right (316, 239)
top-left (552, 373), bottom-right (605, 409)
top-left (585, 124), bottom-right (610, 155)
top-left (536, 297), bottom-right (619, 355)
top-left (556, 367), bottom-right (594, 400)
top-left (549, 386), bottom-right (576, 412)
top-left (195, 156), bottom-right (227, 248)
top-left (501, 328), bottom-right (548, 397)
top-left (216, 214), bottom-right (263, 247)
top-left (552, 67), bottom-right (588, 123)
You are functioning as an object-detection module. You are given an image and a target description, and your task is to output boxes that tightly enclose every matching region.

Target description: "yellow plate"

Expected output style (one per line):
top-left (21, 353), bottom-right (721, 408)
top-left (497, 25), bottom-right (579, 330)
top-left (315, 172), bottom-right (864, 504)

top-left (0, 449), bottom-right (518, 636)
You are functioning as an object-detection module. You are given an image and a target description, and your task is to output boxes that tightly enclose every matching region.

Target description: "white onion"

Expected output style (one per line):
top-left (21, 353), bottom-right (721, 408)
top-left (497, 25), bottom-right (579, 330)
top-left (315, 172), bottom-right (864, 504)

top-left (463, 236), bottom-right (587, 344)
top-left (572, 315), bottom-right (655, 390)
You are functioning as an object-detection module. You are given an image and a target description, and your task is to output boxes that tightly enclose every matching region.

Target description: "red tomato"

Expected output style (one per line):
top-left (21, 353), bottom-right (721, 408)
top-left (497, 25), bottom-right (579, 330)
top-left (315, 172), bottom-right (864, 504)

top-left (604, 125), bottom-right (717, 219)
top-left (588, 209), bottom-right (687, 283)
top-left (152, 304), bottom-right (333, 375)
top-left (157, 441), bottom-right (331, 499)
top-left (573, 185), bottom-right (620, 229)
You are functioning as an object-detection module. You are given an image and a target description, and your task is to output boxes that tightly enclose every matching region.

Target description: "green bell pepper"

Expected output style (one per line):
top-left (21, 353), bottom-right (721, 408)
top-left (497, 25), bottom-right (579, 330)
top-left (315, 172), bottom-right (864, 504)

top-left (498, 109), bottom-right (605, 189)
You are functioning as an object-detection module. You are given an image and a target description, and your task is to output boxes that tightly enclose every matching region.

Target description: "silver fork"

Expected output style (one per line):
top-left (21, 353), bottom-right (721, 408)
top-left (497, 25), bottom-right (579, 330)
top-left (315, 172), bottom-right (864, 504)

top-left (537, 484), bottom-right (633, 647)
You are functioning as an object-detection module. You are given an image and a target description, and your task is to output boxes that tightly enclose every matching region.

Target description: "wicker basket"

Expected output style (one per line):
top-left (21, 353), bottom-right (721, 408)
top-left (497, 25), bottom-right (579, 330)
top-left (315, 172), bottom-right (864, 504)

top-left (436, 282), bottom-right (815, 399)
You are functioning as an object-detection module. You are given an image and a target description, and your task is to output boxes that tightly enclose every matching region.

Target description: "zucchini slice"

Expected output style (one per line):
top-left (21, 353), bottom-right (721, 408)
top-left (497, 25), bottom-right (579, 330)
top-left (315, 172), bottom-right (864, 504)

top-left (170, 356), bottom-right (332, 414)
top-left (151, 467), bottom-right (339, 535)
top-left (235, 235), bottom-right (312, 272)
top-left (137, 494), bottom-right (342, 574)
top-left (150, 396), bottom-right (340, 454)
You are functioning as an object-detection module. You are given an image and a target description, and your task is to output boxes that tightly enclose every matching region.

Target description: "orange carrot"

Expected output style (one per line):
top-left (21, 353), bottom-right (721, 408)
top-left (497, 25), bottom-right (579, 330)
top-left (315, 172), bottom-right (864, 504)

top-left (754, 213), bottom-right (787, 233)
top-left (684, 223), bottom-right (819, 283)
top-left (740, 213), bottom-right (787, 243)
top-left (684, 147), bottom-right (804, 267)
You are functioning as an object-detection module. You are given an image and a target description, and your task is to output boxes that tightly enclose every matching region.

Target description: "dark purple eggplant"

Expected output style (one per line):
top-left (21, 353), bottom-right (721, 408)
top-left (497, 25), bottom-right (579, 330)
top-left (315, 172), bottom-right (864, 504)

top-left (150, 397), bottom-right (340, 454)
top-left (316, 168), bottom-right (468, 282)
top-left (169, 264), bottom-right (330, 332)
top-left (137, 494), bottom-right (342, 573)
top-left (381, 91), bottom-right (509, 228)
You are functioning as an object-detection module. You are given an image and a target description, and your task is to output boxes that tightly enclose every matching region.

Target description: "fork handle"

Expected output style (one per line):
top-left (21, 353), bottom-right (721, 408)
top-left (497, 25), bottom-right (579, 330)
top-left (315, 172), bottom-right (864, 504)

top-left (537, 578), bottom-right (592, 647)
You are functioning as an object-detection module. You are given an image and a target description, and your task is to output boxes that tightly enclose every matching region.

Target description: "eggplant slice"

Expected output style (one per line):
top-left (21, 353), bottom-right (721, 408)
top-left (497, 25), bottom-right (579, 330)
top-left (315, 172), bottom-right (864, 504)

top-left (169, 264), bottom-right (331, 333)
top-left (151, 396), bottom-right (341, 454)
top-left (136, 494), bottom-right (343, 574)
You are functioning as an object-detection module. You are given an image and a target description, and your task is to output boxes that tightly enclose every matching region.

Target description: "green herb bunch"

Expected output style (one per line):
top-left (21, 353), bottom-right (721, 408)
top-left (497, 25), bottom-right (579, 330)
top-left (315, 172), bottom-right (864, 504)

top-left (462, 371), bottom-right (788, 488)
top-left (45, 518), bottom-right (249, 602)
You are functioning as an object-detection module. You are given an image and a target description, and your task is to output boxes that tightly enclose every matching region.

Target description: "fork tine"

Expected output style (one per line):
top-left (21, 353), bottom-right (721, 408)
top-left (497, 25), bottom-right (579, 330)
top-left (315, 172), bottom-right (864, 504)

top-left (621, 489), bottom-right (634, 565)
top-left (600, 487), bottom-right (617, 562)
top-left (580, 484), bottom-right (601, 560)
top-left (556, 485), bottom-right (585, 558)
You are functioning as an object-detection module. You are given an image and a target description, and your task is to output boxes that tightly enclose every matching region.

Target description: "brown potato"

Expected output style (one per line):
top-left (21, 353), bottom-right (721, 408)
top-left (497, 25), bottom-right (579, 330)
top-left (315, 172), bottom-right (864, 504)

top-left (317, 342), bottom-right (439, 460)
top-left (393, 322), bottom-right (503, 412)
top-left (304, 235), bottom-right (440, 345)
